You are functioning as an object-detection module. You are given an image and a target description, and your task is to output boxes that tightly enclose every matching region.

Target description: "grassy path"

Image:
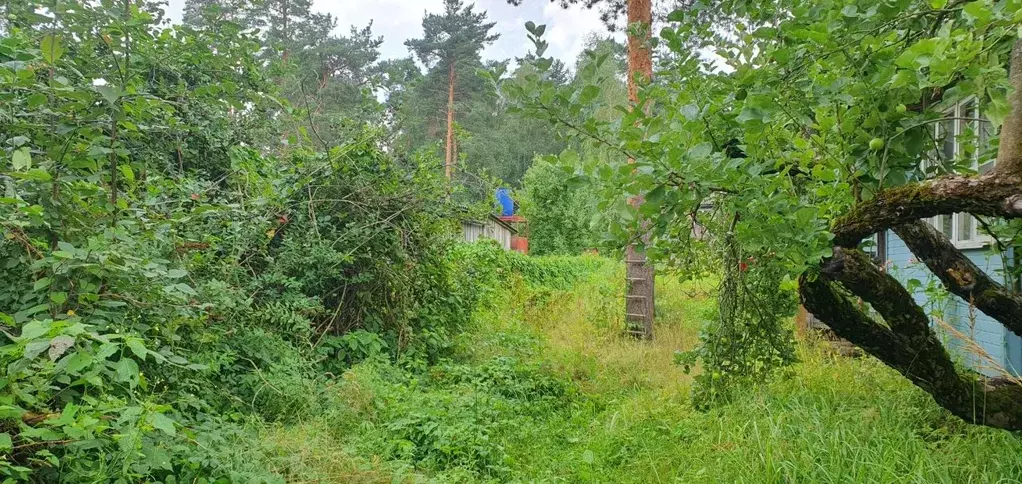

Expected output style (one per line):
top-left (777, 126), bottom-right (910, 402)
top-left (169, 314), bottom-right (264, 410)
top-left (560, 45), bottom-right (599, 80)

top-left (255, 260), bottom-right (1022, 483)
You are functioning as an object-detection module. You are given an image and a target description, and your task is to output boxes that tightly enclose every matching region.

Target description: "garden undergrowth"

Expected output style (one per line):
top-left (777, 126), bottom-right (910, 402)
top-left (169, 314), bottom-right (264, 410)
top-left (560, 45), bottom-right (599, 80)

top-left (254, 257), bottom-right (1022, 483)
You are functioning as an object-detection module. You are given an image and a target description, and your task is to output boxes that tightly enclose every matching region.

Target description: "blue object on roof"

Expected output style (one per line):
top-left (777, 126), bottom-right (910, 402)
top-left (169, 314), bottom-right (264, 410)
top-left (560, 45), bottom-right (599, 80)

top-left (496, 188), bottom-right (514, 216)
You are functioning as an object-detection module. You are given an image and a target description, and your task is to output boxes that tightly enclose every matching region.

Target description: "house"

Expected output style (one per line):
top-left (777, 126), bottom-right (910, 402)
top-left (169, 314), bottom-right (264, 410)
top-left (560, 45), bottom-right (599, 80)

top-left (461, 214), bottom-right (516, 251)
top-left (458, 189), bottom-right (529, 253)
top-left (856, 98), bottom-right (1018, 376)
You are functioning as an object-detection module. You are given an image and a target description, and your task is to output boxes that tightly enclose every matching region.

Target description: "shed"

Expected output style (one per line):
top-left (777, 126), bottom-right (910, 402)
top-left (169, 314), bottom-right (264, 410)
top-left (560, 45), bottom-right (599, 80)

top-left (461, 214), bottom-right (516, 251)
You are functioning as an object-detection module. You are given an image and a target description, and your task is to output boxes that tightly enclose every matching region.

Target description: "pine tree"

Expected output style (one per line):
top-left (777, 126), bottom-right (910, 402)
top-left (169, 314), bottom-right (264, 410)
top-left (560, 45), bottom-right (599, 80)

top-left (248, 0), bottom-right (335, 62)
top-left (405, 0), bottom-right (499, 179)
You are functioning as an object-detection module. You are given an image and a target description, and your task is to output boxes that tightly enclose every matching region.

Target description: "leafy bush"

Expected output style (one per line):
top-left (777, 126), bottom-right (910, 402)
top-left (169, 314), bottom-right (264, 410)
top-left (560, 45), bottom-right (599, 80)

top-left (0, 5), bottom-right (482, 479)
top-left (519, 155), bottom-right (599, 256)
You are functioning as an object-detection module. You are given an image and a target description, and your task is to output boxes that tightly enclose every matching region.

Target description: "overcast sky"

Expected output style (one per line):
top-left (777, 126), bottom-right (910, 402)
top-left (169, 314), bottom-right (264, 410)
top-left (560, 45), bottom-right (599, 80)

top-left (162, 0), bottom-right (620, 67)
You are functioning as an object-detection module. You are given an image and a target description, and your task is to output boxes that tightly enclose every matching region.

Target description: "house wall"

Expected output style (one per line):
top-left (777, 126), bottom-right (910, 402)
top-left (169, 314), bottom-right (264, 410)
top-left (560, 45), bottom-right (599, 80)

top-left (884, 231), bottom-right (1022, 376)
top-left (461, 220), bottom-right (512, 250)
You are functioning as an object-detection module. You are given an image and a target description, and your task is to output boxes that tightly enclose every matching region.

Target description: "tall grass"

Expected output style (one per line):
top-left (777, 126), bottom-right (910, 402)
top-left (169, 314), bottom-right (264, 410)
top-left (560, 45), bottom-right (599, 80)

top-left (253, 257), bottom-right (1022, 482)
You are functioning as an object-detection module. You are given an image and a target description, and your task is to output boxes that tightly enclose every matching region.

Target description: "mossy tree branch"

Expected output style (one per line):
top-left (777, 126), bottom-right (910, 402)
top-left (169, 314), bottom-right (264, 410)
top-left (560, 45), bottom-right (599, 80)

top-left (831, 174), bottom-right (1022, 248)
top-left (801, 248), bottom-right (1022, 430)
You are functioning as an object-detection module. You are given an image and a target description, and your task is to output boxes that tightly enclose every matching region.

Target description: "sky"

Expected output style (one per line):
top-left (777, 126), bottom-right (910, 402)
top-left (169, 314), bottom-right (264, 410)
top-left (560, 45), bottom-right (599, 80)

top-left (162, 0), bottom-right (621, 67)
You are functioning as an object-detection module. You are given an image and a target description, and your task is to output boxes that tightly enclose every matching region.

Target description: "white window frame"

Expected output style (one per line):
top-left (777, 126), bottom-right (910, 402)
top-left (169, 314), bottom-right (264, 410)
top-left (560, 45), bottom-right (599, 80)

top-left (927, 97), bottom-right (994, 249)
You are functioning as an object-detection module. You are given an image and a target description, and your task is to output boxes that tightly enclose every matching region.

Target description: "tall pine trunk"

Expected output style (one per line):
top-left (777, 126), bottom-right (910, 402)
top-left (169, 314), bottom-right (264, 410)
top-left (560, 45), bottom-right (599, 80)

top-left (623, 0), bottom-right (656, 339)
top-left (445, 61), bottom-right (456, 179)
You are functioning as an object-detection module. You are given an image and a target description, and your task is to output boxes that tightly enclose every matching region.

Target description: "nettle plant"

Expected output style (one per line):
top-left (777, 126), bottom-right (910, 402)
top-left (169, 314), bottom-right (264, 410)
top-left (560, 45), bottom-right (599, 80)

top-left (508, 1), bottom-right (1022, 429)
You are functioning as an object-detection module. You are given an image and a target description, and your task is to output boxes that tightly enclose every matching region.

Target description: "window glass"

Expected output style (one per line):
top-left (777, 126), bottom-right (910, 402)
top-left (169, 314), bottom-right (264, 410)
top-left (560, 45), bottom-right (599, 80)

top-left (938, 118), bottom-right (956, 163)
top-left (977, 107), bottom-right (995, 174)
top-left (957, 213), bottom-right (974, 242)
top-left (926, 100), bottom-right (993, 246)
top-left (958, 100), bottom-right (977, 161)
top-left (939, 214), bottom-right (954, 239)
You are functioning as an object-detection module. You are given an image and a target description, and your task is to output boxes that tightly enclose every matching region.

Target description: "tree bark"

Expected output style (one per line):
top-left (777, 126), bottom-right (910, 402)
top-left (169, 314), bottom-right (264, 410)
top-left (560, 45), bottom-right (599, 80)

top-left (445, 61), bottom-right (456, 179)
top-left (624, 0), bottom-right (655, 339)
top-left (832, 173), bottom-right (1022, 248)
top-left (996, 40), bottom-right (1022, 175)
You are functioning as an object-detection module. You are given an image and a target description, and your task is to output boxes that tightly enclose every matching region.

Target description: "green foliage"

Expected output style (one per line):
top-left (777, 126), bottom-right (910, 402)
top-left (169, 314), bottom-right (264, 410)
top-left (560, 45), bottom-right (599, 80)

top-left (519, 154), bottom-right (599, 255)
top-left (256, 255), bottom-right (1022, 482)
top-left (450, 240), bottom-right (603, 293)
top-left (676, 233), bottom-right (798, 409)
top-left (0, 2), bottom-right (486, 479)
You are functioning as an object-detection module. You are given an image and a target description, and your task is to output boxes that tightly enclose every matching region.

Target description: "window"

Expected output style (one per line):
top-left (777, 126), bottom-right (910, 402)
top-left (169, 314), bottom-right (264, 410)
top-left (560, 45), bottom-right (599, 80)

top-left (926, 98), bottom-right (994, 248)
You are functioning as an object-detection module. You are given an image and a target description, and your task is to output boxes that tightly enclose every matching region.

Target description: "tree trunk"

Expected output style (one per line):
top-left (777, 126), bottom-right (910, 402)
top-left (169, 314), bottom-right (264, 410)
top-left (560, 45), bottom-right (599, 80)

top-left (624, 0), bottom-right (655, 339)
top-left (445, 61), bottom-right (456, 179)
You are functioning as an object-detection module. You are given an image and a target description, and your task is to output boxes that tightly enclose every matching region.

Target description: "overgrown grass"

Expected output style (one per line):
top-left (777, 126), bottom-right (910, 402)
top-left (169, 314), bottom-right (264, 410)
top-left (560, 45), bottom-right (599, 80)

top-left (253, 256), bottom-right (1022, 482)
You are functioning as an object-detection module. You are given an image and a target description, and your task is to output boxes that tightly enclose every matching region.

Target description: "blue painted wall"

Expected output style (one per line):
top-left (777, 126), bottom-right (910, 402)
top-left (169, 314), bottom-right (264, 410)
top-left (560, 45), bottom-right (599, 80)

top-left (884, 231), bottom-right (1021, 376)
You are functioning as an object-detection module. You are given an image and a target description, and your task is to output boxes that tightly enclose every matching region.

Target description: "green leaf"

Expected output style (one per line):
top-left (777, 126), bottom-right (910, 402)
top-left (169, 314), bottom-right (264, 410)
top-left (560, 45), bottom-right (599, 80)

top-left (12, 169), bottom-right (52, 181)
top-left (114, 357), bottom-right (139, 386)
top-left (12, 147), bottom-right (31, 170)
top-left (688, 142), bottom-right (713, 159)
top-left (24, 339), bottom-right (50, 359)
top-left (119, 164), bottom-right (135, 183)
top-left (63, 351), bottom-right (93, 374)
top-left (736, 106), bottom-right (768, 124)
top-left (962, 1), bottom-right (991, 23)
top-left (97, 342), bottom-right (119, 360)
top-left (578, 85), bottom-right (601, 104)
top-left (126, 339), bottom-right (147, 360)
top-left (681, 104), bottom-right (700, 121)
top-left (40, 34), bottom-right (63, 64)
top-left (50, 292), bottom-right (67, 305)
top-left (166, 269), bottom-right (187, 279)
top-left (95, 85), bottom-right (123, 105)
top-left (0, 433), bottom-right (11, 452)
top-left (0, 405), bottom-right (25, 420)
top-left (645, 185), bottom-right (666, 206)
top-left (19, 320), bottom-right (51, 341)
top-left (148, 413), bottom-right (176, 436)
top-left (33, 277), bottom-right (52, 291)
top-left (26, 92), bottom-right (47, 108)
